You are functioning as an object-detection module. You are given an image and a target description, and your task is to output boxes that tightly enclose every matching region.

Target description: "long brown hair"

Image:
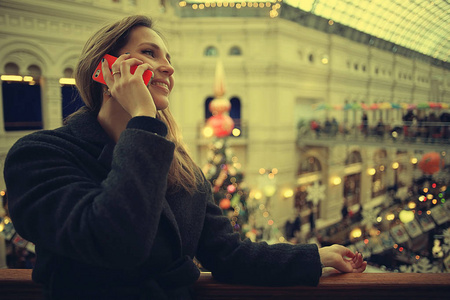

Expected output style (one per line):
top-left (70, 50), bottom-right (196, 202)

top-left (74, 15), bottom-right (203, 194)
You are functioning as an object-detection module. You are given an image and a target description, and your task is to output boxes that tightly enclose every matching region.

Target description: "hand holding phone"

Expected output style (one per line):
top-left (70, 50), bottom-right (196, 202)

top-left (92, 54), bottom-right (153, 86)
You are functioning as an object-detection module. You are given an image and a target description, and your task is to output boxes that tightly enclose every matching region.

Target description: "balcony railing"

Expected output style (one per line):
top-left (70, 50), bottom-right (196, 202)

top-left (298, 121), bottom-right (450, 151)
top-left (1, 269), bottom-right (449, 300)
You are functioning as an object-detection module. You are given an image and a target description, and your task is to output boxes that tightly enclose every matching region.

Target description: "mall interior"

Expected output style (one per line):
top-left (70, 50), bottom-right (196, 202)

top-left (0, 0), bottom-right (449, 279)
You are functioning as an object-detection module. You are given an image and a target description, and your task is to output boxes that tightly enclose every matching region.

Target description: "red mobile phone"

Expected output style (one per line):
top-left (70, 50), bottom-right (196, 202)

top-left (92, 54), bottom-right (153, 86)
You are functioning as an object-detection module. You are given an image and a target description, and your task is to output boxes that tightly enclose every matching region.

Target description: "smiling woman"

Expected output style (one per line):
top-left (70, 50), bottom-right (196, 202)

top-left (4, 14), bottom-right (365, 300)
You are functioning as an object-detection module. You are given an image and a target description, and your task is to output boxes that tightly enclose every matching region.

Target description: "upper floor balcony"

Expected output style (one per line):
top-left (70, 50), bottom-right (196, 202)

top-left (297, 119), bottom-right (450, 152)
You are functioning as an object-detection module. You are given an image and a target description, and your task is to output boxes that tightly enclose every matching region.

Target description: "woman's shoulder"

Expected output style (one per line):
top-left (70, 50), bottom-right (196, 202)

top-left (8, 110), bottom-right (108, 158)
top-left (24, 110), bottom-right (106, 141)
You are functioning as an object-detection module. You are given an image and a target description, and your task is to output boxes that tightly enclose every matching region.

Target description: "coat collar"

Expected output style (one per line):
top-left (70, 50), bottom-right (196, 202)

top-left (66, 110), bottom-right (115, 168)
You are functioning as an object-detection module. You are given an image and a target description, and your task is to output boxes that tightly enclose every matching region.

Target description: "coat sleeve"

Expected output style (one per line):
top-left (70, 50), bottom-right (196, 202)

top-left (195, 186), bottom-right (322, 287)
top-left (4, 117), bottom-right (174, 269)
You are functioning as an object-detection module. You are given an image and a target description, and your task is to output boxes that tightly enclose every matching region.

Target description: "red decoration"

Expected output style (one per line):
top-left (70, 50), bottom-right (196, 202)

top-left (206, 114), bottom-right (235, 138)
top-left (418, 152), bottom-right (444, 174)
top-left (209, 98), bottom-right (231, 115)
top-left (227, 184), bottom-right (236, 194)
top-left (219, 198), bottom-right (231, 209)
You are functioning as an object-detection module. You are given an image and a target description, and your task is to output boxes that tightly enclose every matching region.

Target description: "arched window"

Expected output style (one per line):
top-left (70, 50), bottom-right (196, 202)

top-left (2, 63), bottom-right (43, 131)
top-left (297, 156), bottom-right (321, 175)
top-left (345, 150), bottom-right (362, 165)
top-left (229, 97), bottom-right (241, 119)
top-left (344, 173), bottom-right (361, 206)
top-left (27, 65), bottom-right (41, 78)
top-left (204, 46), bottom-right (218, 57)
top-left (4, 62), bottom-right (19, 75)
top-left (343, 151), bottom-right (362, 206)
top-left (229, 46), bottom-right (242, 56)
top-left (204, 96), bottom-right (214, 120)
top-left (229, 97), bottom-right (241, 137)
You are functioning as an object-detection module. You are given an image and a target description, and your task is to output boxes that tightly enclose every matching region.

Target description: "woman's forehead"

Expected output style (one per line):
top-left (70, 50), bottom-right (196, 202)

top-left (128, 26), bottom-right (169, 51)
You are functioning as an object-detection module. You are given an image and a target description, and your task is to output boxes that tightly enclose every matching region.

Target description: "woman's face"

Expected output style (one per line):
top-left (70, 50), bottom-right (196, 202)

top-left (118, 26), bottom-right (174, 110)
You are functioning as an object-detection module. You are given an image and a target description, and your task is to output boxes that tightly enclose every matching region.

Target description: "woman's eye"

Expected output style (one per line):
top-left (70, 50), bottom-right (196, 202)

top-left (143, 50), bottom-right (154, 57)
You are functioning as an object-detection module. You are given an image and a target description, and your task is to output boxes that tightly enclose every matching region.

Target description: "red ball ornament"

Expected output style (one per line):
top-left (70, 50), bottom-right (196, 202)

top-left (206, 114), bottom-right (235, 138)
top-left (418, 152), bottom-right (444, 174)
top-left (219, 198), bottom-right (231, 209)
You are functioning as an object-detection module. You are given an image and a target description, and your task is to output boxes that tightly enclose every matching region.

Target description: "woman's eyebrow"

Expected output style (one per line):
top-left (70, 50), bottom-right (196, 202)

top-left (138, 42), bottom-right (171, 61)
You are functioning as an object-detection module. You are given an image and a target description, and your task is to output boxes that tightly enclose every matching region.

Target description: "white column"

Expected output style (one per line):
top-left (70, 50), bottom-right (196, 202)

top-left (41, 76), bottom-right (63, 130)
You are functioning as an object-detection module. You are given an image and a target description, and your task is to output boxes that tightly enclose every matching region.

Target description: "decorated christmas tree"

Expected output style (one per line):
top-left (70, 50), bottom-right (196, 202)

top-left (202, 60), bottom-right (249, 238)
top-left (202, 139), bottom-right (249, 237)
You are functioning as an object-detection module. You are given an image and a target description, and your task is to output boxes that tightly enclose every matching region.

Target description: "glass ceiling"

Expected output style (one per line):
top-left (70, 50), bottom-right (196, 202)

top-left (286, 0), bottom-right (449, 62)
top-left (181, 0), bottom-right (449, 63)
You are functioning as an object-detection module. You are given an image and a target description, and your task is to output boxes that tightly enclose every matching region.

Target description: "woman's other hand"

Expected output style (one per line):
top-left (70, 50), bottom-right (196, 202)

top-left (318, 244), bottom-right (367, 273)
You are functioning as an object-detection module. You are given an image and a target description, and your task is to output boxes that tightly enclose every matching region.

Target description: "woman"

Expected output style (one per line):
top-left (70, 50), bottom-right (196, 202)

top-left (4, 15), bottom-right (366, 300)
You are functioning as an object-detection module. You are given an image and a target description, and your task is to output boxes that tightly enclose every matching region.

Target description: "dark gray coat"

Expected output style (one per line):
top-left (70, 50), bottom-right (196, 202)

top-left (4, 110), bottom-right (322, 299)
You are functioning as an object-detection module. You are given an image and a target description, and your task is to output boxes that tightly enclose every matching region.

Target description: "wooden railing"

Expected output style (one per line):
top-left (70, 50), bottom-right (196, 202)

top-left (0, 269), bottom-right (449, 300)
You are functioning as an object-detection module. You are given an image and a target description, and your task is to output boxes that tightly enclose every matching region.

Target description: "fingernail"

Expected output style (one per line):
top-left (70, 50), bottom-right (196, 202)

top-left (125, 52), bottom-right (130, 54)
top-left (102, 58), bottom-right (105, 62)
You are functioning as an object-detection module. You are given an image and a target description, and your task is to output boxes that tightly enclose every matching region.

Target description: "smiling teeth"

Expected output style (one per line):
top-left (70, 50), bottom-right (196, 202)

top-left (153, 81), bottom-right (168, 89)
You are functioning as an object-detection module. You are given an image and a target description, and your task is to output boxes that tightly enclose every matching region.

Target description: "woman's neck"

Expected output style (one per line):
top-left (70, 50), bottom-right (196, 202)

top-left (97, 97), bottom-right (131, 143)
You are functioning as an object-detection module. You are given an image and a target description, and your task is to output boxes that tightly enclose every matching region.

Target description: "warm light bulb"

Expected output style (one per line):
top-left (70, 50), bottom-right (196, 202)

top-left (232, 128), bottom-right (241, 137)
top-left (332, 177), bottom-right (341, 185)
top-left (1, 75), bottom-right (23, 81)
top-left (203, 126), bottom-right (214, 138)
top-left (399, 210), bottom-right (415, 223)
top-left (263, 185), bottom-right (276, 197)
top-left (350, 228), bottom-right (362, 239)
top-left (59, 78), bottom-right (76, 85)
top-left (283, 189), bottom-right (294, 198)
top-left (386, 213), bottom-right (395, 221)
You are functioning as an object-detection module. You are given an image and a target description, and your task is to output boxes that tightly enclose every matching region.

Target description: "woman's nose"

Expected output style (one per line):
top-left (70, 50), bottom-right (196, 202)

top-left (157, 60), bottom-right (174, 76)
